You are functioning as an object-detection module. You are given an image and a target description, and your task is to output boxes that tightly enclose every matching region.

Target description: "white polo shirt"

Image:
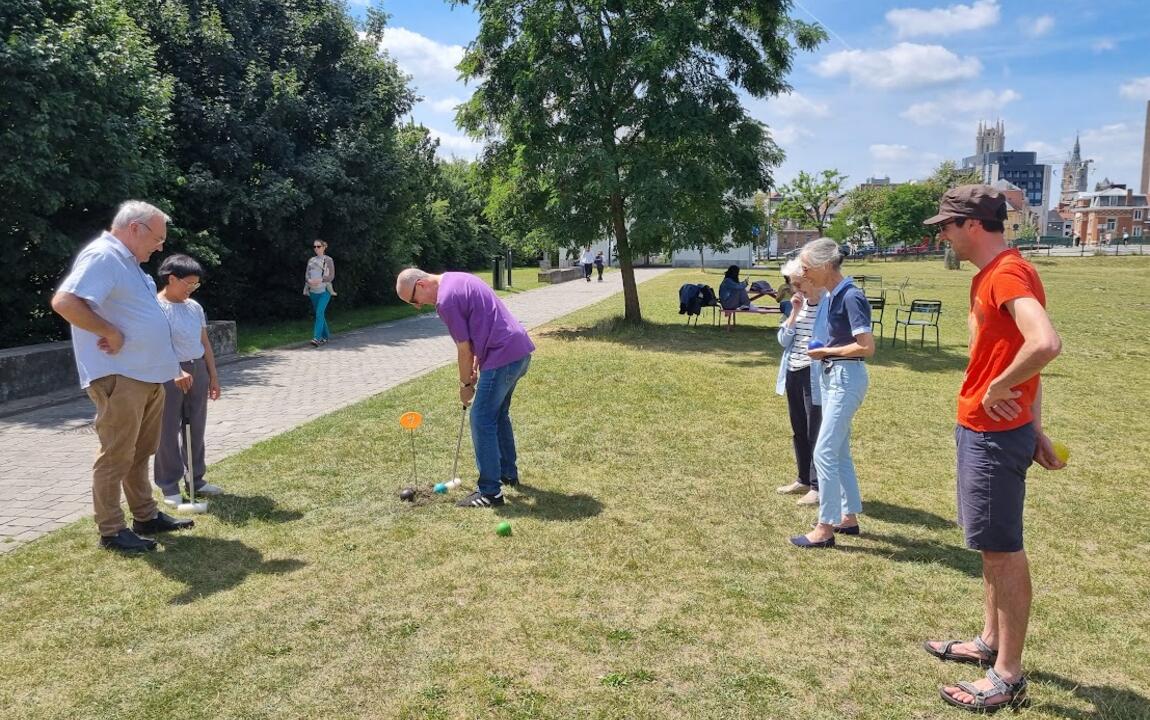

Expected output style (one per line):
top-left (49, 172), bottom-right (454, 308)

top-left (57, 232), bottom-right (180, 388)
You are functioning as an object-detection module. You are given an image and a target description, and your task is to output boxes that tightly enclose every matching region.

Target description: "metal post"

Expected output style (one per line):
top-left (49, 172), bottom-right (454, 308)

top-left (506, 249), bottom-right (513, 287)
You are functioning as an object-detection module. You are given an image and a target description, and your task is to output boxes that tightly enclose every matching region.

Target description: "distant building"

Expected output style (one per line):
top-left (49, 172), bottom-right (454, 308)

top-left (991, 180), bottom-right (1040, 244)
top-left (1059, 135), bottom-right (1091, 205)
top-left (1069, 185), bottom-right (1148, 244)
top-left (962, 121), bottom-right (1051, 228)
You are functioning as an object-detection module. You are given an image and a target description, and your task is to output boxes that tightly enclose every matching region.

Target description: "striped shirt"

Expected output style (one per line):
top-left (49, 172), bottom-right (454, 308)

top-left (787, 300), bottom-right (819, 371)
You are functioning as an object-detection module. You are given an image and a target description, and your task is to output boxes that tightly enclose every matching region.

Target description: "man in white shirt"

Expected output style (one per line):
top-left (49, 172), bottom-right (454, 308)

top-left (51, 201), bottom-right (195, 552)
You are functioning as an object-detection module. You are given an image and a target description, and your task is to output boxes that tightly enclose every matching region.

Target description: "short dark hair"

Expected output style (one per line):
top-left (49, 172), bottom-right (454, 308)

top-left (157, 254), bottom-right (204, 286)
top-left (955, 217), bottom-right (1005, 234)
top-left (724, 264), bottom-right (741, 281)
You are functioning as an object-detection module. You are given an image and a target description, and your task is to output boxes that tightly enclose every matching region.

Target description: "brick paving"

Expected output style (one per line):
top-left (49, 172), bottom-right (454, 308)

top-left (0, 269), bottom-right (670, 552)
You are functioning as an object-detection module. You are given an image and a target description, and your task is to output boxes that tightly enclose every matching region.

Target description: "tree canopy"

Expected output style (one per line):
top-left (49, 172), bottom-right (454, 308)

top-left (454, 0), bottom-right (824, 321)
top-left (775, 169), bottom-right (847, 236)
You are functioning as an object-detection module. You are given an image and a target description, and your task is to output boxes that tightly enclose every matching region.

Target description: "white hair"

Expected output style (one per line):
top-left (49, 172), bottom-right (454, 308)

top-left (780, 258), bottom-right (804, 279)
top-left (799, 237), bottom-right (843, 270)
top-left (111, 200), bottom-right (170, 230)
top-left (395, 267), bottom-right (430, 294)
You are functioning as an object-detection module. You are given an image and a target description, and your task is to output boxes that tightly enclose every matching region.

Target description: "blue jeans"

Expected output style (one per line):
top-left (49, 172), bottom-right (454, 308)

top-left (814, 360), bottom-right (868, 525)
top-left (471, 354), bottom-right (531, 496)
top-left (309, 290), bottom-right (331, 341)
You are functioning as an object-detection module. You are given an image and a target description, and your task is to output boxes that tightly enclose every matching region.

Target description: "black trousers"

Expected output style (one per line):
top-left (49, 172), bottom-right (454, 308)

top-left (785, 365), bottom-right (821, 489)
top-left (595, 263), bottom-right (603, 279)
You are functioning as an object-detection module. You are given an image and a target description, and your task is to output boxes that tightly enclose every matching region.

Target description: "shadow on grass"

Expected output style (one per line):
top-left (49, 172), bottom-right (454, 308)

top-left (865, 500), bottom-right (954, 530)
top-left (839, 532), bottom-right (981, 578)
top-left (1029, 671), bottom-right (1150, 719)
top-left (541, 317), bottom-right (968, 374)
top-left (146, 536), bottom-right (305, 604)
top-left (208, 493), bottom-right (304, 526)
top-left (500, 484), bottom-right (603, 522)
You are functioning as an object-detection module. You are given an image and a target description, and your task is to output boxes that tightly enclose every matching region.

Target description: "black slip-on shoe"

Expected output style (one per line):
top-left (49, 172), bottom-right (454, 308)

top-left (100, 529), bottom-right (158, 553)
top-left (133, 511), bottom-right (195, 534)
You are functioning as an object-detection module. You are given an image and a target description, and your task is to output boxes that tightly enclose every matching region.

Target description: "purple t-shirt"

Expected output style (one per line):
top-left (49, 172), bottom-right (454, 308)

top-left (436, 272), bottom-right (535, 371)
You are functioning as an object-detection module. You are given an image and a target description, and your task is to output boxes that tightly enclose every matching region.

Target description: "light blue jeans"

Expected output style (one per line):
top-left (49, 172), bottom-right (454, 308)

top-left (309, 290), bottom-right (331, 341)
top-left (814, 360), bottom-right (868, 525)
top-left (471, 354), bottom-right (531, 496)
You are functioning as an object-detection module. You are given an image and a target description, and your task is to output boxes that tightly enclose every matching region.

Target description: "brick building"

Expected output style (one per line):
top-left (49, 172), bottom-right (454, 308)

top-left (1069, 185), bottom-right (1148, 244)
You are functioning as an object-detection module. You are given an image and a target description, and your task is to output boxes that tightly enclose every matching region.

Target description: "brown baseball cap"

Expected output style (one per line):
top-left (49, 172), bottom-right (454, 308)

top-left (923, 184), bottom-right (1009, 226)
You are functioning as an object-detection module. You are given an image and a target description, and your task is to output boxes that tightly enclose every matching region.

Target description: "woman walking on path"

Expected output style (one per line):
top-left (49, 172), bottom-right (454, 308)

top-left (789, 238), bottom-right (874, 549)
top-left (775, 259), bottom-right (822, 507)
top-left (594, 251), bottom-right (605, 281)
top-left (153, 254), bottom-right (224, 506)
top-left (304, 240), bottom-right (335, 346)
top-left (579, 246), bottom-right (595, 282)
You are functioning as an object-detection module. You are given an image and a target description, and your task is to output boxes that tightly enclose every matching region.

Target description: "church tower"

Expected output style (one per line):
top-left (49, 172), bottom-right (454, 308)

top-left (975, 120), bottom-right (1005, 156)
top-left (1060, 135), bottom-right (1090, 205)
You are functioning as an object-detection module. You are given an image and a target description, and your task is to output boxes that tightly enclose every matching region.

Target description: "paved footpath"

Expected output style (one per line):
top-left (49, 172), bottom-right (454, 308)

top-left (0, 269), bottom-right (670, 553)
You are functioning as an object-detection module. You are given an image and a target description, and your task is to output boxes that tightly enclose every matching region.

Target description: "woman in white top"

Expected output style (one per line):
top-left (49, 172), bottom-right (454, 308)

top-left (579, 246), bottom-right (595, 282)
top-left (774, 259), bottom-right (822, 506)
top-left (304, 239), bottom-right (335, 346)
top-left (153, 254), bottom-right (223, 505)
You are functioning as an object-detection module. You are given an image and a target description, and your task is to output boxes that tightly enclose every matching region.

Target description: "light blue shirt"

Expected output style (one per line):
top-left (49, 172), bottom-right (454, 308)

top-left (57, 232), bottom-right (180, 388)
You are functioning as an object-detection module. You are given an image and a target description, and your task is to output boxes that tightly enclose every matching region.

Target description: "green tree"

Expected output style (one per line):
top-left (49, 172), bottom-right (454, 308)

top-left (122, 0), bottom-right (417, 320)
top-left (455, 0), bottom-right (823, 321)
top-left (776, 169), bottom-right (847, 235)
top-left (0, 0), bottom-right (172, 347)
top-left (872, 183), bottom-right (938, 248)
top-left (841, 184), bottom-right (890, 246)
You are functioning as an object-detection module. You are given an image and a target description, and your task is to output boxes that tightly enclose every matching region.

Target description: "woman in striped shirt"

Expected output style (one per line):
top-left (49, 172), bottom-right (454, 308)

top-left (774, 259), bottom-right (822, 506)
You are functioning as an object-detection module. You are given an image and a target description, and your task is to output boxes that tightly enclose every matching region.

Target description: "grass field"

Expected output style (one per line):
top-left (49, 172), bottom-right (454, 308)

top-left (2, 256), bottom-right (1148, 719)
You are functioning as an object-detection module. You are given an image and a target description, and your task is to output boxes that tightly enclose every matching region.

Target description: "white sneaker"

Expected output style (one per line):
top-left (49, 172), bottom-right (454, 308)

top-left (195, 483), bottom-right (224, 496)
top-left (162, 494), bottom-right (183, 507)
top-left (776, 481), bottom-right (805, 494)
top-left (796, 489), bottom-right (820, 505)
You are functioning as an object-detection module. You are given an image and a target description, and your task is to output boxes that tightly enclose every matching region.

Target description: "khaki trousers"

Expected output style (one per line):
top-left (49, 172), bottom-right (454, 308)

top-left (85, 375), bottom-right (163, 536)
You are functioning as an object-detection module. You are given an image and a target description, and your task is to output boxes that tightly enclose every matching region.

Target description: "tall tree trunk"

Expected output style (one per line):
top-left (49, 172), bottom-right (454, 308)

top-left (610, 191), bottom-right (641, 322)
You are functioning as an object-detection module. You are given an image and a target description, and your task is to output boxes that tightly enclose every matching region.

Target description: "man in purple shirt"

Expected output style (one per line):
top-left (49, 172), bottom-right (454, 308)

top-left (396, 269), bottom-right (536, 507)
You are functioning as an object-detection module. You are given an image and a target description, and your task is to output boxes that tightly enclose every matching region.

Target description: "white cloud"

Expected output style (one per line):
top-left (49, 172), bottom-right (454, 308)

top-left (815, 43), bottom-right (982, 90)
top-left (1079, 123), bottom-right (1141, 186)
top-left (1119, 77), bottom-right (1150, 101)
top-left (771, 125), bottom-right (814, 145)
top-left (428, 96), bottom-right (466, 113)
top-left (902, 88), bottom-right (1020, 126)
top-left (1022, 140), bottom-right (1063, 161)
top-left (870, 144), bottom-right (914, 162)
top-left (428, 127), bottom-right (483, 159)
top-left (1021, 15), bottom-right (1055, 38)
top-left (379, 27), bottom-right (465, 85)
top-left (885, 0), bottom-right (999, 38)
top-left (771, 91), bottom-right (829, 118)
top-left (1092, 38), bottom-right (1115, 53)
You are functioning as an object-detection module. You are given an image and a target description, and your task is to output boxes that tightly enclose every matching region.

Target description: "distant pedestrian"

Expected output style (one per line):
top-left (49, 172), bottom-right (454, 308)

top-left (922, 185), bottom-right (1063, 713)
top-left (594, 251), bottom-right (605, 281)
top-left (153, 254), bottom-right (224, 507)
top-left (50, 200), bottom-right (195, 553)
top-left (579, 246), bottom-right (595, 282)
top-left (396, 269), bottom-right (536, 507)
top-left (304, 240), bottom-right (335, 347)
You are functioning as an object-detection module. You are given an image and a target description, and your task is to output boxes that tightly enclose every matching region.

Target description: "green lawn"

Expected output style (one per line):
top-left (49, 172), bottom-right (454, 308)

top-left (3, 257), bottom-right (1148, 719)
top-left (237, 268), bottom-right (552, 353)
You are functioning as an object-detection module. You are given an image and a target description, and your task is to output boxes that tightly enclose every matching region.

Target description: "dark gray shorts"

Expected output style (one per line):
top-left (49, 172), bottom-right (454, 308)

top-left (955, 424), bottom-right (1036, 553)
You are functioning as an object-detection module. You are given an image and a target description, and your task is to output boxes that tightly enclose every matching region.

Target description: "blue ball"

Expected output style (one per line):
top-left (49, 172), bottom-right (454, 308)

top-left (434, 483), bottom-right (447, 494)
top-left (807, 339), bottom-right (825, 350)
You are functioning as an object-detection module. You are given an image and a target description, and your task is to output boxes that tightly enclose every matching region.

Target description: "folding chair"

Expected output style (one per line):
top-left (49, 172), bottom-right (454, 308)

top-left (892, 300), bottom-right (942, 349)
top-left (866, 294), bottom-right (885, 341)
top-left (893, 277), bottom-right (911, 306)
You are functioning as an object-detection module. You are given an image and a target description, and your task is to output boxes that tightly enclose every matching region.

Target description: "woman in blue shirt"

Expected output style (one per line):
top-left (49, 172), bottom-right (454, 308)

top-left (790, 239), bottom-right (875, 549)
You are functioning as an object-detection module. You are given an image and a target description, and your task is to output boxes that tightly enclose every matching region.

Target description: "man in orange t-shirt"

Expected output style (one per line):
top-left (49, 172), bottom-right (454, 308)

top-left (920, 185), bottom-right (1064, 713)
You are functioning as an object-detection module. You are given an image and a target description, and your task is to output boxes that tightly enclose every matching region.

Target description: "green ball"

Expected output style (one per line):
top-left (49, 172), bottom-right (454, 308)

top-left (496, 521), bottom-right (512, 537)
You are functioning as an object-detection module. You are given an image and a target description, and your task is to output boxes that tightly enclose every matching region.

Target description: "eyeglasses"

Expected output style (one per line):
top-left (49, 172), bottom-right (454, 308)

top-left (408, 282), bottom-right (419, 305)
top-left (313, 243), bottom-right (325, 248)
top-left (181, 277), bottom-right (201, 291)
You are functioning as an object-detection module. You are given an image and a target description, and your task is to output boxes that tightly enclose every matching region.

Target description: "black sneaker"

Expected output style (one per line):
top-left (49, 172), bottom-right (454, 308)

top-left (133, 511), bottom-right (195, 534)
top-left (501, 476), bottom-right (520, 488)
top-left (100, 529), bottom-right (158, 553)
top-left (455, 491), bottom-right (505, 507)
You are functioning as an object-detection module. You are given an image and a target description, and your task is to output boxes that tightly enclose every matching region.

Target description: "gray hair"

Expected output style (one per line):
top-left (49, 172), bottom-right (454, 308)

top-left (395, 267), bottom-right (430, 295)
top-left (780, 258), bottom-right (804, 279)
top-left (799, 237), bottom-right (843, 271)
top-left (111, 200), bottom-right (170, 230)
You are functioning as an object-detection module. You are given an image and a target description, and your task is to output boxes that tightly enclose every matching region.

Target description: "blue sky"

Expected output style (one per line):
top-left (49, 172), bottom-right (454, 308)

top-left (361, 0), bottom-right (1150, 206)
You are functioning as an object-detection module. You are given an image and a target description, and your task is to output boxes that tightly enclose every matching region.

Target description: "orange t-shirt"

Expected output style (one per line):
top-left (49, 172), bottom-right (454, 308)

top-left (957, 249), bottom-right (1046, 432)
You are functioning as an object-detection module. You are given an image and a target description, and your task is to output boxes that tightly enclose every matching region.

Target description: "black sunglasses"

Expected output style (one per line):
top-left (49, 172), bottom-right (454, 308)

top-left (408, 282), bottom-right (418, 305)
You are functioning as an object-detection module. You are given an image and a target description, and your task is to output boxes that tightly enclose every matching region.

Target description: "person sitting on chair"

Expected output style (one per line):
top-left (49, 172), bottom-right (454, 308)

top-left (719, 265), bottom-right (752, 310)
